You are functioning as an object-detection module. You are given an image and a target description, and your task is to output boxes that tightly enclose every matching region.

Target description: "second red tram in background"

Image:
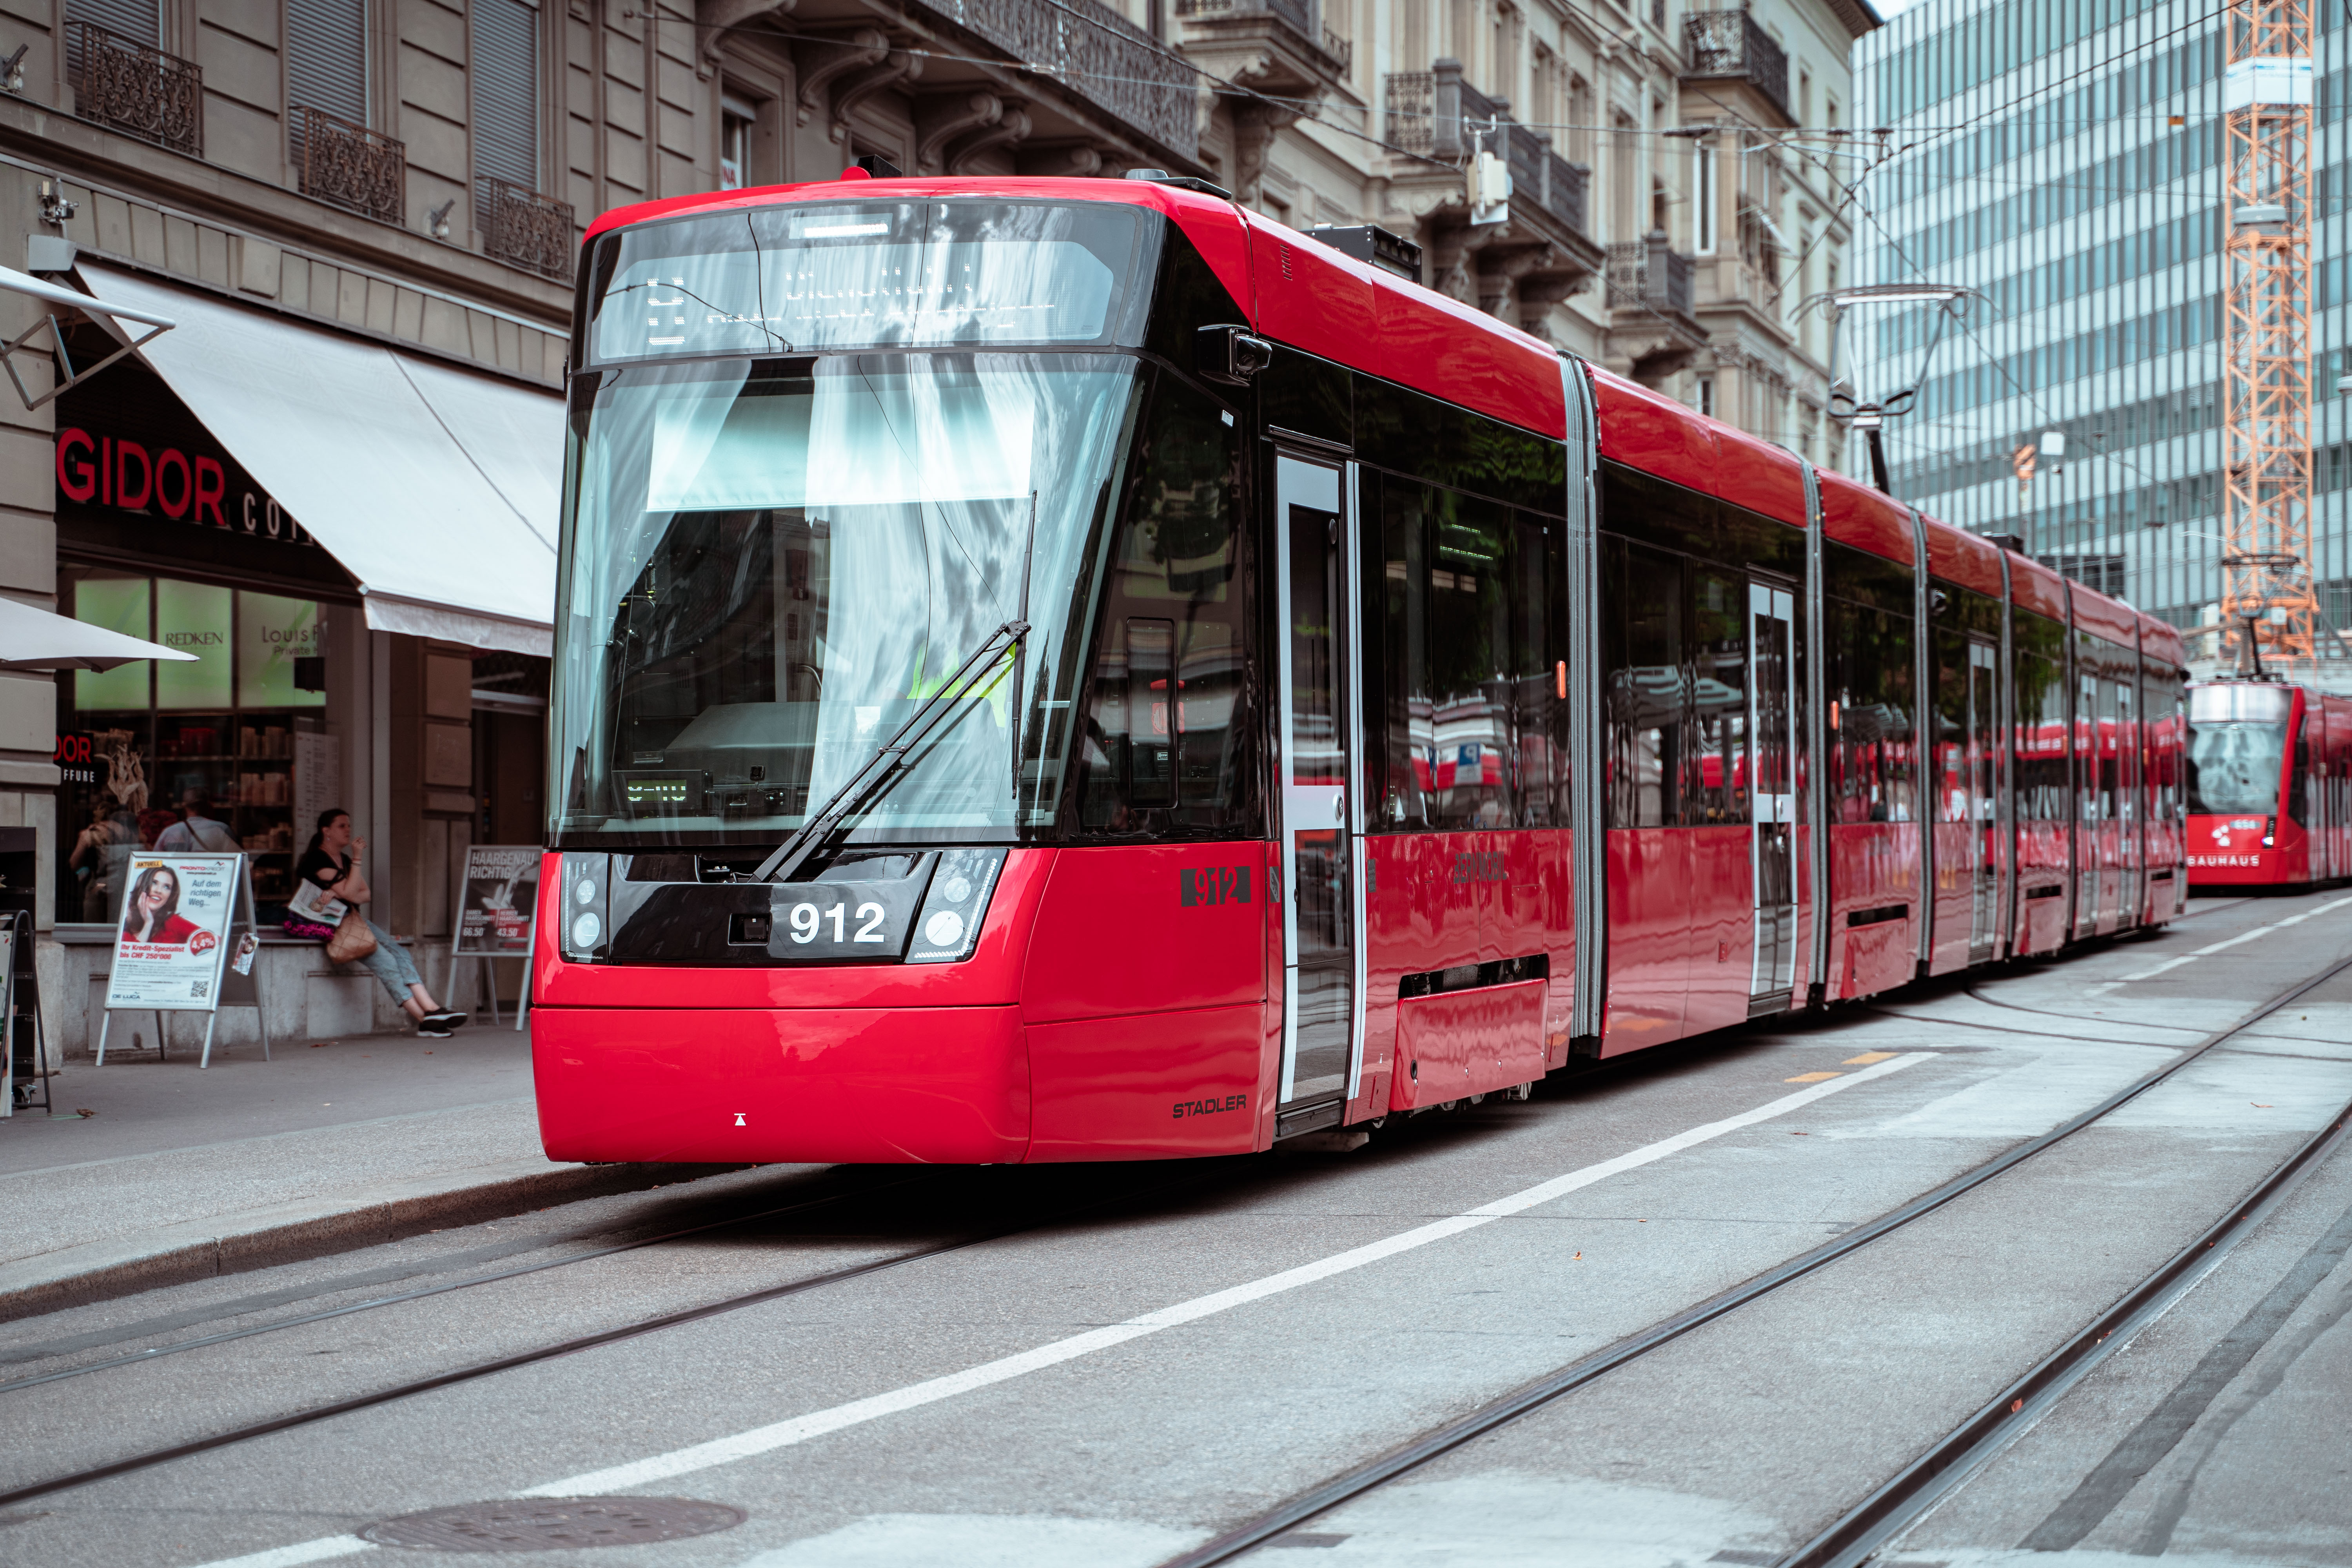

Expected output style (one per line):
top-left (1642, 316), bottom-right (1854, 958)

top-left (530, 171), bottom-right (2189, 1166)
top-left (2187, 679), bottom-right (2352, 887)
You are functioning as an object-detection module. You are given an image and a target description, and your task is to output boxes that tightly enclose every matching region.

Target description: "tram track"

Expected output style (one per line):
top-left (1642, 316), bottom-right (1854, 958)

top-left (1156, 942), bottom-right (2352, 1568)
top-left (0, 1159), bottom-right (1259, 1510)
top-left (0, 1167), bottom-right (940, 1395)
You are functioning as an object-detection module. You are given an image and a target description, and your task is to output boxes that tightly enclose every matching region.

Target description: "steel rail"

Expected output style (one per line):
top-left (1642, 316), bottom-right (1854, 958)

top-left (0, 1164), bottom-right (1242, 1509)
top-left (1155, 942), bottom-right (2352, 1568)
top-left (0, 1169), bottom-right (937, 1395)
top-left (1783, 1079), bottom-right (2352, 1563)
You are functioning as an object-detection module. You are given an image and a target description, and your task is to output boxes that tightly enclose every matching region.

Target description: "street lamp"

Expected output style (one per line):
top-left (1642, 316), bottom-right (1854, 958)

top-left (1802, 282), bottom-right (1976, 495)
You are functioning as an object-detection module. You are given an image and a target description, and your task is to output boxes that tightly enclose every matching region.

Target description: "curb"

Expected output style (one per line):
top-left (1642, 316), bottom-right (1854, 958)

top-left (0, 1158), bottom-right (748, 1323)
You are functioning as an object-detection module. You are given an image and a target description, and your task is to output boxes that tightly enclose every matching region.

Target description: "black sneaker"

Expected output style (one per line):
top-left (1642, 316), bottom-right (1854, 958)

top-left (417, 1023), bottom-right (452, 1038)
top-left (422, 1009), bottom-right (468, 1031)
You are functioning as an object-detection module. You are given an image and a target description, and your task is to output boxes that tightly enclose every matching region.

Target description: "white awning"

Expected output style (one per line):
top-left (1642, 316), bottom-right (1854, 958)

top-left (0, 594), bottom-right (195, 671)
top-left (79, 264), bottom-right (563, 657)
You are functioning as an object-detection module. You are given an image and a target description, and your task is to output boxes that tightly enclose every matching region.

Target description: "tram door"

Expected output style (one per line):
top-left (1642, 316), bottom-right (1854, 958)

top-left (1966, 639), bottom-right (2002, 959)
top-left (1748, 581), bottom-right (1798, 1002)
top-left (1274, 455), bottom-right (1362, 1118)
top-left (2117, 681), bottom-right (2141, 924)
top-left (2076, 671), bottom-right (2102, 936)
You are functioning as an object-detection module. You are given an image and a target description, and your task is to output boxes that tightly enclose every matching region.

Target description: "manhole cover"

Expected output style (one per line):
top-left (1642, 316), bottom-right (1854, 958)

top-left (360, 1497), bottom-right (745, 1552)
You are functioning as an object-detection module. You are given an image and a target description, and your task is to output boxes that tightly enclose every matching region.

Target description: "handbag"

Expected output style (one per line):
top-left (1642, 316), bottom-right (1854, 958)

top-left (326, 910), bottom-right (377, 964)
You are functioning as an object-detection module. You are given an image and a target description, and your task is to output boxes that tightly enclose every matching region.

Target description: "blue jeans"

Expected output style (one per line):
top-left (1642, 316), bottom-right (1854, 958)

top-left (352, 918), bottom-right (423, 1003)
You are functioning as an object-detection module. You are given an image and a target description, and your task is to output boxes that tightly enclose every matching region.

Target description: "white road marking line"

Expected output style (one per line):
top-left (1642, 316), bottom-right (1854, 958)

top-left (183, 1055), bottom-right (1929, 1568)
top-left (191, 1543), bottom-right (374, 1568)
top-left (2120, 956), bottom-right (2198, 982)
top-left (2117, 895), bottom-right (2352, 983)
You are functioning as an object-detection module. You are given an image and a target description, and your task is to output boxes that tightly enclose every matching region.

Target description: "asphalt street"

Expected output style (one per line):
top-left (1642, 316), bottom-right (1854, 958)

top-left (3, 889), bottom-right (2351, 1568)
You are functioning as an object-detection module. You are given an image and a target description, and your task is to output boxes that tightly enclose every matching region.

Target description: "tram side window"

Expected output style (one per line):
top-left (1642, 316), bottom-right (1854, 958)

top-left (1074, 376), bottom-right (1252, 836)
top-left (1602, 539), bottom-right (1685, 829)
top-left (1356, 374), bottom-right (1568, 512)
top-left (2290, 713), bottom-right (2311, 824)
top-left (2094, 672), bottom-right (2119, 824)
top-left (2143, 670), bottom-right (2179, 826)
top-left (1822, 542), bottom-right (1914, 824)
top-left (1687, 566), bottom-right (1747, 826)
top-left (1370, 477), bottom-right (1563, 829)
top-left (2012, 614), bottom-right (2070, 824)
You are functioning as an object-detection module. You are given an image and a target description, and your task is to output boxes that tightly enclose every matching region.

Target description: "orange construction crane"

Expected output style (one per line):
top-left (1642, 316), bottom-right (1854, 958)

top-left (2221, 0), bottom-right (2319, 670)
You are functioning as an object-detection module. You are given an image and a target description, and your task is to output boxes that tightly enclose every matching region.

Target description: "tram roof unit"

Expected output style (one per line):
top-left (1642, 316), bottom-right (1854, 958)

top-left (2068, 578), bottom-right (2143, 649)
top-left (1922, 514), bottom-right (2004, 601)
top-left (578, 173), bottom-right (1568, 439)
top-left (2009, 552), bottom-right (2069, 623)
top-left (1589, 367), bottom-right (1809, 529)
top-left (1819, 466), bottom-right (1915, 567)
top-left (2140, 615), bottom-right (2187, 668)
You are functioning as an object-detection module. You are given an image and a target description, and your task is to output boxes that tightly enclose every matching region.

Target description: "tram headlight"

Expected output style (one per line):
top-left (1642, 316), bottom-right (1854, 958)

top-left (560, 852), bottom-right (610, 962)
top-left (906, 848), bottom-right (1007, 964)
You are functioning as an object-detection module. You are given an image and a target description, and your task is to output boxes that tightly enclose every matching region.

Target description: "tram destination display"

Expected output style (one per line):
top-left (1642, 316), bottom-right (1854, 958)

top-left (456, 846), bottom-right (541, 958)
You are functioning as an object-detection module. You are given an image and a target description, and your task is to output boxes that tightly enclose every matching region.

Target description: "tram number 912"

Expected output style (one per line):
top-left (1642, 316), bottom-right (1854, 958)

top-left (787, 901), bottom-right (885, 945)
top-left (761, 880), bottom-right (923, 963)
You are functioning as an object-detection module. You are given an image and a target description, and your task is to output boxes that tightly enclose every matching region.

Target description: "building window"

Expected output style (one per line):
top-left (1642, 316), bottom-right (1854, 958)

top-left (472, 0), bottom-right (540, 193)
top-left (60, 570), bottom-right (327, 921)
top-left (720, 94), bottom-right (757, 189)
top-left (1697, 376), bottom-right (1715, 418)
top-left (1695, 136), bottom-right (1715, 253)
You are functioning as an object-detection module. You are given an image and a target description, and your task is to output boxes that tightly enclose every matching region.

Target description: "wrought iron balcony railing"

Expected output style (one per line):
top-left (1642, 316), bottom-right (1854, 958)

top-left (1384, 65), bottom-right (1589, 237)
top-left (66, 21), bottom-right (201, 157)
top-left (1172, 0), bottom-right (1350, 74)
top-left (291, 106), bottom-right (405, 225)
top-left (920, 0), bottom-right (1196, 162)
top-left (1683, 9), bottom-right (1791, 122)
top-left (1608, 235), bottom-right (1696, 318)
top-left (1385, 70), bottom-right (1433, 152)
top-left (476, 177), bottom-right (575, 282)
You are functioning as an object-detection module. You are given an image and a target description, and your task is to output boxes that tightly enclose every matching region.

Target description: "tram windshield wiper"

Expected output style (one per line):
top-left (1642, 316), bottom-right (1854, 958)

top-left (750, 618), bottom-right (1029, 885)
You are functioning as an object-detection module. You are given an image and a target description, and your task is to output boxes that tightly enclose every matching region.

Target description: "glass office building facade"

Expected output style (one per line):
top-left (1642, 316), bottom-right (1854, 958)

top-left (1854, 0), bottom-right (2350, 637)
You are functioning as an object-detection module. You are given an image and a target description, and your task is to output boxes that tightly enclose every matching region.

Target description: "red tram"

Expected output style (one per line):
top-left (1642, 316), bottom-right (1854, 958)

top-left (530, 172), bottom-right (2189, 1165)
top-left (2186, 679), bottom-right (2352, 886)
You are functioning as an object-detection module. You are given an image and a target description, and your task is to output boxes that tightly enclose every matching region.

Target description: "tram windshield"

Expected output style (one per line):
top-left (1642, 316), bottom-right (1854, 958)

top-left (551, 351), bottom-right (1147, 846)
top-left (2185, 684), bottom-right (2293, 815)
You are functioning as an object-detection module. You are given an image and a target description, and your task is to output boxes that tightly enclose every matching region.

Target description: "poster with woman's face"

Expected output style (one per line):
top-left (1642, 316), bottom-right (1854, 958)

top-left (106, 856), bottom-right (238, 1009)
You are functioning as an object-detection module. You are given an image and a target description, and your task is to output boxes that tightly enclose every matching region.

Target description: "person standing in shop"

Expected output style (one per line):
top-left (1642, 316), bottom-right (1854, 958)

top-left (156, 789), bottom-right (238, 853)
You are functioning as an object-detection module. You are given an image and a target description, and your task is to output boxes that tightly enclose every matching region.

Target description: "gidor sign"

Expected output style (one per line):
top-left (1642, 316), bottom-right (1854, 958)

top-left (56, 426), bottom-right (312, 547)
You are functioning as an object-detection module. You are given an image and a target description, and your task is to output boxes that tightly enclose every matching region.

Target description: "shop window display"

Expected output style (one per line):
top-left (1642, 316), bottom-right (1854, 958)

top-left (59, 569), bottom-right (325, 922)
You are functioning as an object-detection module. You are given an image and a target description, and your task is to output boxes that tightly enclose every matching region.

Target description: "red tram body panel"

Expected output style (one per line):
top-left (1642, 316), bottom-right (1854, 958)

top-left (533, 175), bottom-right (2190, 1167)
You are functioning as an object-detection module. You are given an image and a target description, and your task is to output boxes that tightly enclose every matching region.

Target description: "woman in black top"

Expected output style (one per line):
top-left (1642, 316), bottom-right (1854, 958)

top-left (290, 808), bottom-right (466, 1037)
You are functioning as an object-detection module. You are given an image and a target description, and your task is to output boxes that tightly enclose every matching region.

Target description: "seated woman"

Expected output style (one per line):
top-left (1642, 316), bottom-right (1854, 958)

top-left (287, 808), bottom-right (467, 1038)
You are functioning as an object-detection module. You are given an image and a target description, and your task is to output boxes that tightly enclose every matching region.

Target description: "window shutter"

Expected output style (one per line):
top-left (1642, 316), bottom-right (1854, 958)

top-left (472, 0), bottom-right (540, 193)
top-left (288, 0), bottom-right (368, 125)
top-left (64, 0), bottom-right (159, 44)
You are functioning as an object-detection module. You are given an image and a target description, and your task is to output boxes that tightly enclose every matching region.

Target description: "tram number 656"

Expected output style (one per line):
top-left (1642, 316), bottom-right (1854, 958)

top-left (785, 902), bottom-right (888, 944)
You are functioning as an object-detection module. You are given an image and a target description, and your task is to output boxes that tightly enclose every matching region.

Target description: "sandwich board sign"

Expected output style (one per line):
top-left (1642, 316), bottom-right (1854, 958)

top-left (454, 845), bottom-right (539, 1028)
top-left (98, 854), bottom-right (269, 1069)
